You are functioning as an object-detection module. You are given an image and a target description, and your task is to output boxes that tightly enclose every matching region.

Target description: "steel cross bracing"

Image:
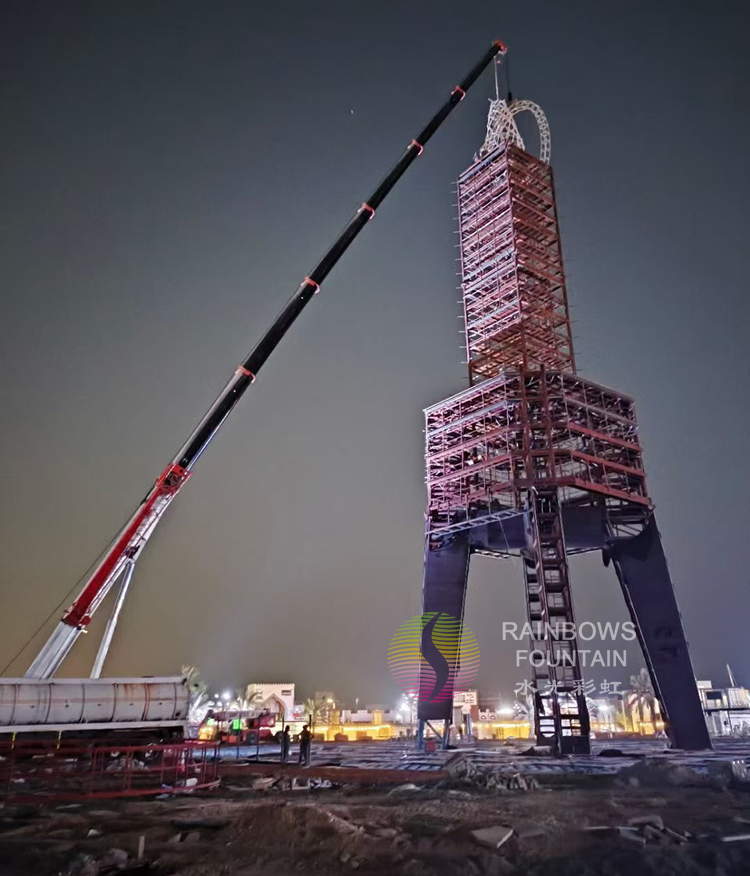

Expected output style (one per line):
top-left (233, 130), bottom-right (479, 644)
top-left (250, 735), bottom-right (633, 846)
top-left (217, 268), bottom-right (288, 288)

top-left (25, 40), bottom-right (507, 680)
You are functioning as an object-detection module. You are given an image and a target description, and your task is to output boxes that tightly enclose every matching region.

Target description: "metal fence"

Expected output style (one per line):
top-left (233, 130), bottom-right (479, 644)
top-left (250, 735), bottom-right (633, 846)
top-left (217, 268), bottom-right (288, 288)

top-left (0, 738), bottom-right (220, 800)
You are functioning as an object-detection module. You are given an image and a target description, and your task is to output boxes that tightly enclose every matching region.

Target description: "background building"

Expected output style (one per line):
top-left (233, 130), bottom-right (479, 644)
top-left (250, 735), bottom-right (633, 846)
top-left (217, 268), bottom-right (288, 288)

top-left (245, 682), bottom-right (295, 719)
top-left (698, 679), bottom-right (750, 736)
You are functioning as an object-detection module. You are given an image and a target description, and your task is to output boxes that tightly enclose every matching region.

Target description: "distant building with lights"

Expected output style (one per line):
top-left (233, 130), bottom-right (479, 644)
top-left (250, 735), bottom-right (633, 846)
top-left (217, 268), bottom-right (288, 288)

top-left (698, 680), bottom-right (750, 736)
top-left (450, 690), bottom-right (530, 741)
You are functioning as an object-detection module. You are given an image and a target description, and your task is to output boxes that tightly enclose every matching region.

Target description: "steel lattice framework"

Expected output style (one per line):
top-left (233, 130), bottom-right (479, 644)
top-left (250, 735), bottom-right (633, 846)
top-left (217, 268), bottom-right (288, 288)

top-left (459, 144), bottom-right (574, 381)
top-left (425, 370), bottom-right (649, 536)
top-left (417, 85), bottom-right (710, 756)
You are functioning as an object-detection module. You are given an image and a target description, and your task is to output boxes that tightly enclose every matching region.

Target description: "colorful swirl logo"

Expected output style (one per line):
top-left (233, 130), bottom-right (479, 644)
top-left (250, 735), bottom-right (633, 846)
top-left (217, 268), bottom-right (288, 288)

top-left (387, 613), bottom-right (480, 703)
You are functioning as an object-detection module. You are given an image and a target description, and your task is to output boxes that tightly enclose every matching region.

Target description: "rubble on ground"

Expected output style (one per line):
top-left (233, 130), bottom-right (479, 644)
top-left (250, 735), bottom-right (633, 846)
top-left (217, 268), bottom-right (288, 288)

top-left (4, 743), bottom-right (750, 876)
top-left (471, 825), bottom-right (514, 849)
top-left (519, 745), bottom-right (554, 756)
top-left (583, 813), bottom-right (692, 846)
top-left (445, 753), bottom-right (539, 791)
top-left (388, 783), bottom-right (424, 796)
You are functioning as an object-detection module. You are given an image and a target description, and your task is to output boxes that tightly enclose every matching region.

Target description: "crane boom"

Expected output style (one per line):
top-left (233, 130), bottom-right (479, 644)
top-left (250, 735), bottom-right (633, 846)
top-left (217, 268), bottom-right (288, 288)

top-left (26, 40), bottom-right (507, 679)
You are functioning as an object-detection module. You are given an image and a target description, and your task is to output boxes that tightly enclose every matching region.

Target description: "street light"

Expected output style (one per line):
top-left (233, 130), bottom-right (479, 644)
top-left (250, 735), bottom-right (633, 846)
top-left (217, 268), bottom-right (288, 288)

top-left (405, 692), bottom-right (416, 733)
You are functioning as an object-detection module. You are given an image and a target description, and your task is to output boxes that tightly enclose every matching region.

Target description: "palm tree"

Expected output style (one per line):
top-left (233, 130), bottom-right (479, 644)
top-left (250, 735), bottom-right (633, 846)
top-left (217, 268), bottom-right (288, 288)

top-left (628, 668), bottom-right (656, 733)
top-left (236, 686), bottom-right (265, 713)
top-left (181, 665), bottom-right (208, 724)
top-left (303, 697), bottom-right (327, 728)
top-left (584, 695), bottom-right (603, 727)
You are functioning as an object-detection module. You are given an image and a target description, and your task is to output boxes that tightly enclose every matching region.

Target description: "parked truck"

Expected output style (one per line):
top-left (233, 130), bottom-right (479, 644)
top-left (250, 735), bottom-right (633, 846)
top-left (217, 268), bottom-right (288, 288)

top-left (0, 676), bottom-right (188, 741)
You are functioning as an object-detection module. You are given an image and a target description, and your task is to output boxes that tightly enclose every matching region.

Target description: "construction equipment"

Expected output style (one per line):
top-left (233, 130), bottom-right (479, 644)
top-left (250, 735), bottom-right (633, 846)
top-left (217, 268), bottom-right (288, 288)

top-left (22, 41), bottom-right (507, 680)
top-left (0, 676), bottom-right (188, 740)
top-left (198, 707), bottom-right (280, 745)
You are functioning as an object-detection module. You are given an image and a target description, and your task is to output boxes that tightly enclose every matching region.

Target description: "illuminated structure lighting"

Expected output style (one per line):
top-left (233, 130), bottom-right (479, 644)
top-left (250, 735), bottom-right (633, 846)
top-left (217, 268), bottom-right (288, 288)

top-left (417, 51), bottom-right (710, 755)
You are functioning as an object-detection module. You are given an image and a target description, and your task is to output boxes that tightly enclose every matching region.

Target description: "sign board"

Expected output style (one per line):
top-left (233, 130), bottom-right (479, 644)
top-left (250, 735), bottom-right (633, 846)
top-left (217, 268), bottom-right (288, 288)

top-left (453, 690), bottom-right (478, 707)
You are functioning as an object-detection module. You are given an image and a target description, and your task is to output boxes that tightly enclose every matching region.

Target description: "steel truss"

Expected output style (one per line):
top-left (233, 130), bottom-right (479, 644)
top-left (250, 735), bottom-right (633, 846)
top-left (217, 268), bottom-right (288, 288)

top-left (425, 370), bottom-right (648, 536)
top-left (523, 489), bottom-right (589, 753)
top-left (458, 144), bottom-right (574, 383)
top-left (418, 93), bottom-right (710, 753)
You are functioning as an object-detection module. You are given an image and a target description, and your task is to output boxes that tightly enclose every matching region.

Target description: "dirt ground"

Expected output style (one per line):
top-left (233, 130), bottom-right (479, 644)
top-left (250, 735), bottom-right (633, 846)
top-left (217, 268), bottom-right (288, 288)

top-left (3, 765), bottom-right (750, 876)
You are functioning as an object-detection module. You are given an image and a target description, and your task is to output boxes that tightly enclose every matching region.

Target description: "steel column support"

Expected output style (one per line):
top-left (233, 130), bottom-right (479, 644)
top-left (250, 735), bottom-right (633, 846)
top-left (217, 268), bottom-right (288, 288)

top-left (441, 718), bottom-right (451, 749)
top-left (608, 516), bottom-right (711, 750)
top-left (418, 529), bottom-right (471, 723)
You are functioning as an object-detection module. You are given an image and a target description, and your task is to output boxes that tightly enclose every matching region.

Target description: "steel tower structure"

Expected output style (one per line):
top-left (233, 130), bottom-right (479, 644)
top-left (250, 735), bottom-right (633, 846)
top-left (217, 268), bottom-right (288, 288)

top-left (417, 85), bottom-right (710, 753)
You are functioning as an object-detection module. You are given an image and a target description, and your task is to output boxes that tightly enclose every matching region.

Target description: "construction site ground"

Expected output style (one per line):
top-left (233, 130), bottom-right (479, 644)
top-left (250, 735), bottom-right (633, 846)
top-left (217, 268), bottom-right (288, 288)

top-left (3, 738), bottom-right (750, 875)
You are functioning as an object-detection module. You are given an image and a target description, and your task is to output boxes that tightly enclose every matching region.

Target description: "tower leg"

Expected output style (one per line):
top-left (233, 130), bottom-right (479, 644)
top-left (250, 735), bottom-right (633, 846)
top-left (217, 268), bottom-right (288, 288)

top-left (524, 489), bottom-right (591, 755)
top-left (417, 527), bottom-right (470, 725)
top-left (608, 516), bottom-right (711, 750)
top-left (441, 718), bottom-right (451, 749)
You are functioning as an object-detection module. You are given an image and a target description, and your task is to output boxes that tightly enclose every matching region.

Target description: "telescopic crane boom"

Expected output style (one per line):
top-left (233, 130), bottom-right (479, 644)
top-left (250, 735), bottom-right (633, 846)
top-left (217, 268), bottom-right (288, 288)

top-left (26, 41), bottom-right (507, 679)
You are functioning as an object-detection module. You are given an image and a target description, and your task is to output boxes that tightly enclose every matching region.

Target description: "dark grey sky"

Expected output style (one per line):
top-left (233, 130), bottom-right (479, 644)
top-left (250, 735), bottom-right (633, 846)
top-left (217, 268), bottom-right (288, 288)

top-left (2, 1), bottom-right (749, 704)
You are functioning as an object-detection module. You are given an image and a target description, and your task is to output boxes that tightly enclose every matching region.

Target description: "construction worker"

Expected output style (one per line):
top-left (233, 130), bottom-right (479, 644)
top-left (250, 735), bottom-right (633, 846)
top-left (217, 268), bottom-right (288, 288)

top-left (299, 724), bottom-right (312, 766)
top-left (281, 725), bottom-right (291, 763)
top-left (230, 714), bottom-right (244, 740)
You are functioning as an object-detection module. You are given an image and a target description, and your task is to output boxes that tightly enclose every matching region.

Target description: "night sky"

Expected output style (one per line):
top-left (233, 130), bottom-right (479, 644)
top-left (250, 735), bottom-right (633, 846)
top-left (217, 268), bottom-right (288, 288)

top-left (2, 1), bottom-right (749, 704)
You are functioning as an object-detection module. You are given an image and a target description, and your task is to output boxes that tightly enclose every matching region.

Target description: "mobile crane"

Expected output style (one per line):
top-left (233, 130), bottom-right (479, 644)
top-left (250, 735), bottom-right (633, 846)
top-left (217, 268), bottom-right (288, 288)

top-left (22, 41), bottom-right (507, 680)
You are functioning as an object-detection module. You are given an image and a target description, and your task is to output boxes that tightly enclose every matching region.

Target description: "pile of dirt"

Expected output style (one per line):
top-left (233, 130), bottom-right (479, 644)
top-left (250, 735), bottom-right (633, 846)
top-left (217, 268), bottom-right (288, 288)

top-left (616, 758), bottom-right (711, 788)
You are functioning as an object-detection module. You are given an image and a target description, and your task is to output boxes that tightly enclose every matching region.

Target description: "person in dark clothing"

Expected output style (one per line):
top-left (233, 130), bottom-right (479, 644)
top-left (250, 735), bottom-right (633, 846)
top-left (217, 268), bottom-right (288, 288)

top-left (299, 724), bottom-right (312, 766)
top-left (281, 725), bottom-right (291, 763)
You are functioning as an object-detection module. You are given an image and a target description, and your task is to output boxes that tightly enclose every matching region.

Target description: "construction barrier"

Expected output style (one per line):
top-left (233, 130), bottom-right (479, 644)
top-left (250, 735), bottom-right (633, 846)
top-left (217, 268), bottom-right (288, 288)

top-left (0, 738), bottom-right (220, 801)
